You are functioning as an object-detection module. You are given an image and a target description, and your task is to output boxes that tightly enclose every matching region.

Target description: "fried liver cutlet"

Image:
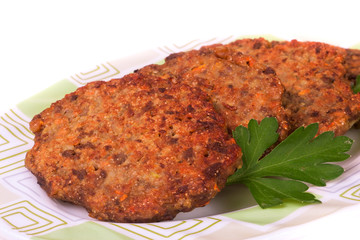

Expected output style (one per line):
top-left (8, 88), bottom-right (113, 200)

top-left (136, 44), bottom-right (289, 141)
top-left (25, 73), bottom-right (241, 223)
top-left (345, 48), bottom-right (360, 83)
top-left (226, 38), bottom-right (360, 136)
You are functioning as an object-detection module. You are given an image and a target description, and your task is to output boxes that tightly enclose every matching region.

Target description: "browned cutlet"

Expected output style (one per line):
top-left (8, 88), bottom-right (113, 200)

top-left (25, 73), bottom-right (241, 223)
top-left (136, 44), bottom-right (289, 141)
top-left (225, 38), bottom-right (360, 136)
top-left (345, 48), bottom-right (360, 83)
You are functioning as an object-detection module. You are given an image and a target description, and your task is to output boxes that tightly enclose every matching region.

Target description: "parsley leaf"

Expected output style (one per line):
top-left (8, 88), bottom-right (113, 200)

top-left (242, 178), bottom-right (320, 208)
top-left (232, 118), bottom-right (278, 172)
top-left (352, 75), bottom-right (360, 94)
top-left (227, 117), bottom-right (353, 208)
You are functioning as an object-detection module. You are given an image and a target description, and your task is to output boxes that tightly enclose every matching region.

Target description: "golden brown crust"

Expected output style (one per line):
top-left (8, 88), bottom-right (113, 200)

top-left (227, 38), bottom-right (360, 136)
top-left (137, 45), bottom-right (289, 141)
top-left (25, 73), bottom-right (241, 223)
top-left (345, 48), bottom-right (360, 83)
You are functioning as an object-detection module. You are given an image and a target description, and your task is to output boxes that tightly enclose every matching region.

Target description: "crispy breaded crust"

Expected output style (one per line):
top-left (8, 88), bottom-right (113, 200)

top-left (25, 73), bottom-right (240, 223)
top-left (137, 45), bottom-right (289, 140)
top-left (345, 48), bottom-right (360, 83)
top-left (228, 38), bottom-right (360, 135)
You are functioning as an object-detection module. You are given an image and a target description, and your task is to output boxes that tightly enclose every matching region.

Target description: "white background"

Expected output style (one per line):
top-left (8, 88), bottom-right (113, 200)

top-left (1, 0), bottom-right (360, 239)
top-left (1, 0), bottom-right (360, 114)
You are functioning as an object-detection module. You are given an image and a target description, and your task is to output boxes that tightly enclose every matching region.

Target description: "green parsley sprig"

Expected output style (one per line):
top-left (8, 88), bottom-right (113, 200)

top-left (227, 117), bottom-right (353, 208)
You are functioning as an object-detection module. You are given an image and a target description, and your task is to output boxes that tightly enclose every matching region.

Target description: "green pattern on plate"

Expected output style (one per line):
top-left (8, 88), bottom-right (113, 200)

top-left (351, 42), bottom-right (360, 49)
top-left (0, 200), bottom-right (67, 235)
top-left (115, 217), bottom-right (221, 239)
top-left (16, 79), bottom-right (77, 118)
top-left (223, 199), bottom-right (312, 225)
top-left (70, 62), bottom-right (121, 85)
top-left (340, 184), bottom-right (360, 201)
top-left (31, 221), bottom-right (133, 240)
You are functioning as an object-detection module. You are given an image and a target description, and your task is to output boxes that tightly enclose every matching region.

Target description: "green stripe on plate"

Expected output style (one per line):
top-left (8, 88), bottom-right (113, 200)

top-left (16, 79), bottom-right (77, 118)
top-left (351, 42), bottom-right (360, 49)
top-left (223, 199), bottom-right (311, 226)
top-left (31, 221), bottom-right (133, 240)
